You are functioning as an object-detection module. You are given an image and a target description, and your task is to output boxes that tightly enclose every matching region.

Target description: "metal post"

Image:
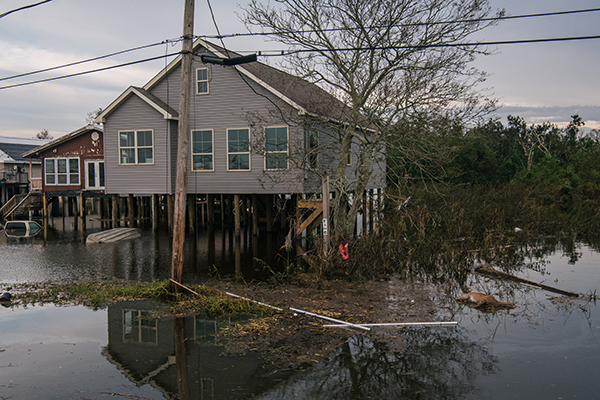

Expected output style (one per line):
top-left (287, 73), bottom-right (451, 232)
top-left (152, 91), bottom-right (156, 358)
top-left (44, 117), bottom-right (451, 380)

top-left (322, 175), bottom-right (330, 256)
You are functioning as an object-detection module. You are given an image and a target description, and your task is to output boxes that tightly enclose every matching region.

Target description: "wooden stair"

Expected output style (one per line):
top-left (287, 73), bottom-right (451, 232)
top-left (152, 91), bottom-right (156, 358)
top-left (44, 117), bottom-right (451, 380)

top-left (0, 192), bottom-right (44, 225)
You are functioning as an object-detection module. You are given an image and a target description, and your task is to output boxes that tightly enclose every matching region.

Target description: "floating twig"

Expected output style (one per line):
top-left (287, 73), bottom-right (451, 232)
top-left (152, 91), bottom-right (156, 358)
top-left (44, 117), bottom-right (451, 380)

top-left (97, 392), bottom-right (152, 399)
top-left (290, 307), bottom-right (370, 331)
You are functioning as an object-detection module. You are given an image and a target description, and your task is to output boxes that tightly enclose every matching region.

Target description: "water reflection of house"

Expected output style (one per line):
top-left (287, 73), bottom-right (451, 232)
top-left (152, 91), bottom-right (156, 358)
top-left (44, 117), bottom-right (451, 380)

top-left (0, 136), bottom-right (49, 216)
top-left (104, 300), bottom-right (283, 399)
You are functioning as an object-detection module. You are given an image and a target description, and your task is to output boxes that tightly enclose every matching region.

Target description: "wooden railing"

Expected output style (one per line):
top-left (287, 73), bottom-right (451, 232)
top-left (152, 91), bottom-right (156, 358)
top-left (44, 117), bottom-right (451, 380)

top-left (30, 178), bottom-right (42, 191)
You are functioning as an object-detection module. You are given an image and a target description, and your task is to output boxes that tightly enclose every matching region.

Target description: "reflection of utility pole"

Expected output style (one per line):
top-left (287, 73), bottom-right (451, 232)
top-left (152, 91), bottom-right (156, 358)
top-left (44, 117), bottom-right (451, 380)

top-left (171, 0), bottom-right (195, 286)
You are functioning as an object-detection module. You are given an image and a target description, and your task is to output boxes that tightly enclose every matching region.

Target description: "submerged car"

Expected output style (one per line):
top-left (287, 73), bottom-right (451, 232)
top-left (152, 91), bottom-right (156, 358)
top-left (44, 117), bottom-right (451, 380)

top-left (4, 221), bottom-right (42, 238)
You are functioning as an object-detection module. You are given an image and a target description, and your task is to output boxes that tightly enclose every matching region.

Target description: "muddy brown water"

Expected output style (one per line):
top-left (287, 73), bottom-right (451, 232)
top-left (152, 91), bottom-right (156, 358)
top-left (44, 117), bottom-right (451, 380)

top-left (1, 228), bottom-right (599, 399)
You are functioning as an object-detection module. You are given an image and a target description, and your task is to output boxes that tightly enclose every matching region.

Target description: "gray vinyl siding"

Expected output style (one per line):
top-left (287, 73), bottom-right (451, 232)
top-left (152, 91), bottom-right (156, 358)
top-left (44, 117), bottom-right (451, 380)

top-left (304, 122), bottom-right (385, 193)
top-left (152, 58), bottom-right (304, 195)
top-left (104, 48), bottom-right (383, 196)
top-left (104, 95), bottom-right (173, 194)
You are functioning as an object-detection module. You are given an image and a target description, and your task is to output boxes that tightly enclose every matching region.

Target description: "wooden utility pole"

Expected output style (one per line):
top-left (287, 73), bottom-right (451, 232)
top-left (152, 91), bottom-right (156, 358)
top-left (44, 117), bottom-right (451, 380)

top-left (171, 0), bottom-right (195, 285)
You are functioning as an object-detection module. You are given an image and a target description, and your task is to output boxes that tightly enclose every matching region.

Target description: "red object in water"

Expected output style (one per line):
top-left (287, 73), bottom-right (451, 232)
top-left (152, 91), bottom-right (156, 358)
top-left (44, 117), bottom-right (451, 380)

top-left (339, 243), bottom-right (349, 260)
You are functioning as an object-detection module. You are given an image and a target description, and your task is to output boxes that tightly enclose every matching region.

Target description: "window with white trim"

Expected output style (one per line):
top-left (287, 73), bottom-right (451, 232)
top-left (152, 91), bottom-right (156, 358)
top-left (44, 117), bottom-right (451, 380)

top-left (307, 129), bottom-right (318, 170)
top-left (196, 68), bottom-right (209, 94)
top-left (227, 128), bottom-right (250, 171)
top-left (191, 130), bottom-right (213, 171)
top-left (265, 126), bottom-right (288, 170)
top-left (123, 309), bottom-right (157, 345)
top-left (45, 157), bottom-right (80, 185)
top-left (119, 130), bottom-right (153, 165)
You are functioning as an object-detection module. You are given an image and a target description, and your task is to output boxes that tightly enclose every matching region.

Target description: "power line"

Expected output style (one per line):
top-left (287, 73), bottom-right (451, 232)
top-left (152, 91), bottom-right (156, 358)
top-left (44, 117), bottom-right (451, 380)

top-left (197, 7), bottom-right (600, 40)
top-left (0, 39), bottom-right (181, 82)
top-left (0, 53), bottom-right (179, 90)
top-left (256, 34), bottom-right (600, 57)
top-left (0, 0), bottom-right (51, 19)
top-left (2, 32), bottom-right (599, 90)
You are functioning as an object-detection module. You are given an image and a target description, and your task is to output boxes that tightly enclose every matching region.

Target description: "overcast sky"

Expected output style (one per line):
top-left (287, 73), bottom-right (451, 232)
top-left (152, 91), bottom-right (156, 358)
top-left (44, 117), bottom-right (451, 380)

top-left (0, 0), bottom-right (598, 139)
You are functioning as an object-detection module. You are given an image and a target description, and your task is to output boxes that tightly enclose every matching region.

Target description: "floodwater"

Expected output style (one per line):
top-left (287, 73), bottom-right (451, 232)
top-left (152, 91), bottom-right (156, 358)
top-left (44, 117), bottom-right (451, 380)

top-left (1, 226), bottom-right (599, 399)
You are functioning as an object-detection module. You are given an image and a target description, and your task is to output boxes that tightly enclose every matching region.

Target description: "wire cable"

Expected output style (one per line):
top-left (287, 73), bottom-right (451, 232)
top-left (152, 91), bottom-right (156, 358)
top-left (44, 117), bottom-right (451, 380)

top-left (0, 39), bottom-right (181, 82)
top-left (0, 0), bottom-right (51, 19)
top-left (0, 52), bottom-right (179, 90)
top-left (197, 7), bottom-right (600, 40)
top-left (255, 34), bottom-right (600, 57)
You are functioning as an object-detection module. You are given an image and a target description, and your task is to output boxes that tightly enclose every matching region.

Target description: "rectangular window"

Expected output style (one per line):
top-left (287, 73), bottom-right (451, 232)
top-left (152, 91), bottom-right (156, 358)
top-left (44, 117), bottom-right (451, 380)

top-left (307, 129), bottom-right (318, 170)
top-left (123, 310), bottom-right (158, 345)
top-left (191, 130), bottom-right (214, 171)
top-left (119, 130), bottom-right (153, 165)
top-left (45, 159), bottom-right (55, 184)
top-left (227, 128), bottom-right (250, 171)
top-left (265, 126), bottom-right (288, 170)
top-left (45, 158), bottom-right (79, 185)
top-left (196, 68), bottom-right (209, 94)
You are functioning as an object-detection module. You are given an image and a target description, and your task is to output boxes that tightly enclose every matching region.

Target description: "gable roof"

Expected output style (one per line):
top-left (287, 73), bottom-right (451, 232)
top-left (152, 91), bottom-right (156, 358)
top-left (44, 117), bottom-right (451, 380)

top-left (22, 126), bottom-right (103, 158)
top-left (140, 39), bottom-right (352, 122)
top-left (0, 137), bottom-right (51, 163)
top-left (95, 86), bottom-right (179, 124)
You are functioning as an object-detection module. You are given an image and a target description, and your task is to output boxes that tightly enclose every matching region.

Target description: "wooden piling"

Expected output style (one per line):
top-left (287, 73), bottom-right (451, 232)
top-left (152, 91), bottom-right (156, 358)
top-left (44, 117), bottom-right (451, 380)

top-left (152, 194), bottom-right (159, 230)
top-left (266, 195), bottom-right (273, 233)
top-left (187, 194), bottom-right (196, 235)
top-left (234, 194), bottom-right (241, 238)
top-left (252, 194), bottom-right (259, 236)
top-left (207, 194), bottom-right (215, 230)
top-left (168, 194), bottom-right (174, 233)
top-left (127, 194), bottom-right (135, 228)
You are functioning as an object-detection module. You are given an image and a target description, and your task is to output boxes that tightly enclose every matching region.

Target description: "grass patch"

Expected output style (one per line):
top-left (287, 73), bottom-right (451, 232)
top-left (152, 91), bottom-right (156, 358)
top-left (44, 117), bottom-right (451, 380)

top-left (11, 279), bottom-right (277, 318)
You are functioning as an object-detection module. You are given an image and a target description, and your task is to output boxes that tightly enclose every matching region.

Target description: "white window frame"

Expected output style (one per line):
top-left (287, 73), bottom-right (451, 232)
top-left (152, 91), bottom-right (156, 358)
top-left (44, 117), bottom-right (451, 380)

top-left (227, 128), bottom-right (251, 171)
top-left (196, 67), bottom-right (209, 95)
top-left (191, 129), bottom-right (214, 172)
top-left (307, 128), bottom-right (319, 170)
top-left (85, 160), bottom-right (105, 190)
top-left (45, 157), bottom-right (80, 186)
top-left (122, 309), bottom-right (158, 345)
top-left (265, 126), bottom-right (289, 171)
top-left (118, 130), bottom-right (154, 165)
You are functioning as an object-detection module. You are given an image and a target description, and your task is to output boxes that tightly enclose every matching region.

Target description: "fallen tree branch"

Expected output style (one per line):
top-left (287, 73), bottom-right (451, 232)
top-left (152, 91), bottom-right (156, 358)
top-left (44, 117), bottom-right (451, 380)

top-left (475, 265), bottom-right (579, 297)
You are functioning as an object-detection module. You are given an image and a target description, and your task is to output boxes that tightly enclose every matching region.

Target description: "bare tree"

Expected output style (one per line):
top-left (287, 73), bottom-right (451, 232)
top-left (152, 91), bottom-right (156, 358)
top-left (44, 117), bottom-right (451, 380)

top-left (243, 0), bottom-right (501, 239)
top-left (35, 128), bottom-right (52, 140)
top-left (86, 107), bottom-right (103, 127)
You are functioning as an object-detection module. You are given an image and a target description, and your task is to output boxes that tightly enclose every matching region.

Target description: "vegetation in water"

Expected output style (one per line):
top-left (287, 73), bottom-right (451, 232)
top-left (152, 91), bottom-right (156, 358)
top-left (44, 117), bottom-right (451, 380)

top-left (10, 279), bottom-right (277, 318)
top-left (287, 115), bottom-right (600, 283)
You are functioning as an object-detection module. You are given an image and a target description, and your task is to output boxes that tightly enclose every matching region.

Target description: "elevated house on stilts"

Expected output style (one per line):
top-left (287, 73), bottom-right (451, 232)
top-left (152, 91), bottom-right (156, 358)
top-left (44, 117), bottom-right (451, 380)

top-left (90, 39), bottom-right (385, 239)
top-left (22, 125), bottom-right (107, 230)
